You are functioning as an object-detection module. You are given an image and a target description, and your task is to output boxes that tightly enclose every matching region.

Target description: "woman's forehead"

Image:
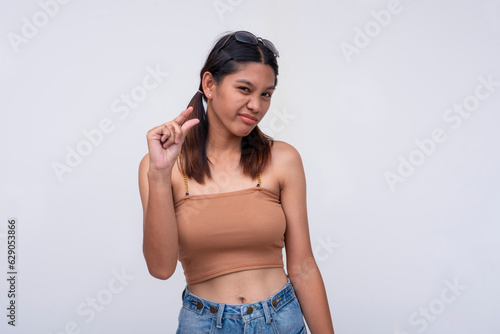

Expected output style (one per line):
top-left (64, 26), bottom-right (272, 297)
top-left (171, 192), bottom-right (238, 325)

top-left (225, 63), bottom-right (276, 87)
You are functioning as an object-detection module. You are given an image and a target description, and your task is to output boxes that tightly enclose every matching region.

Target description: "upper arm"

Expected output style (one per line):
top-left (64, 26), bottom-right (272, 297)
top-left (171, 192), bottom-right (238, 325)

top-left (274, 142), bottom-right (316, 279)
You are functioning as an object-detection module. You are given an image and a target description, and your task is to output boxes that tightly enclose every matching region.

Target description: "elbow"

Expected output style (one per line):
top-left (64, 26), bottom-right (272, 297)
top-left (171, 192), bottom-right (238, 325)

top-left (143, 250), bottom-right (177, 280)
top-left (147, 265), bottom-right (176, 280)
top-left (146, 257), bottom-right (177, 280)
top-left (142, 244), bottom-right (178, 280)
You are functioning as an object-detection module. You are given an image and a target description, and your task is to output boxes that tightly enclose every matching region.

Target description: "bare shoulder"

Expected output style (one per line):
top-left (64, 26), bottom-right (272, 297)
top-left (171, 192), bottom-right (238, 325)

top-left (271, 140), bottom-right (303, 169)
top-left (138, 153), bottom-right (151, 188)
top-left (270, 141), bottom-right (304, 189)
top-left (139, 153), bottom-right (150, 172)
top-left (138, 153), bottom-right (150, 218)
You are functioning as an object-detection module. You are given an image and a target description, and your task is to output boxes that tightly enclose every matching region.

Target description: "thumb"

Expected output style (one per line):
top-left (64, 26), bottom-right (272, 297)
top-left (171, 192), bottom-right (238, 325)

top-left (178, 118), bottom-right (200, 142)
top-left (181, 118), bottom-right (200, 133)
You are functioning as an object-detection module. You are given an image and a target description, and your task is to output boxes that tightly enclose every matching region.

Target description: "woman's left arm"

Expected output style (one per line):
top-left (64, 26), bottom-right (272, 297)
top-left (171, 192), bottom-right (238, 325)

top-left (277, 141), bottom-right (335, 334)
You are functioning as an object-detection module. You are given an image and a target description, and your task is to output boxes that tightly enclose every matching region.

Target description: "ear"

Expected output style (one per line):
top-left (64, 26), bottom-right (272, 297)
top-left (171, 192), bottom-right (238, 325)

top-left (202, 71), bottom-right (216, 99)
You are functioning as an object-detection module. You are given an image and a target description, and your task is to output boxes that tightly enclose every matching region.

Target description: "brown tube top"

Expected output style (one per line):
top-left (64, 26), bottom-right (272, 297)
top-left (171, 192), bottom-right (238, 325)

top-left (174, 186), bottom-right (286, 285)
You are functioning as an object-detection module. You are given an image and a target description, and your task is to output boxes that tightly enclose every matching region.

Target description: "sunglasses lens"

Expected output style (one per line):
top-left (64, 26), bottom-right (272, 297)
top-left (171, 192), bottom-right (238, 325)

top-left (262, 39), bottom-right (279, 57)
top-left (234, 31), bottom-right (258, 45)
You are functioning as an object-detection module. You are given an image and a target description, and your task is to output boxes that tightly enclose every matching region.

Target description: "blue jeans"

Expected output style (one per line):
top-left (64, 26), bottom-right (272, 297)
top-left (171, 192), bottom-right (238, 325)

top-left (176, 276), bottom-right (307, 333)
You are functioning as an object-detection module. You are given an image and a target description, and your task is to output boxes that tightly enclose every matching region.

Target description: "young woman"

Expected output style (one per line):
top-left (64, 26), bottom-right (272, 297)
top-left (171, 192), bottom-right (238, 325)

top-left (139, 31), bottom-right (334, 333)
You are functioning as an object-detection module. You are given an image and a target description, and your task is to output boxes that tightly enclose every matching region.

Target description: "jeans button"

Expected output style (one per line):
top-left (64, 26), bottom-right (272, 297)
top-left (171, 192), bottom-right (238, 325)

top-left (210, 306), bottom-right (217, 313)
top-left (272, 299), bottom-right (278, 307)
top-left (247, 306), bottom-right (254, 314)
top-left (196, 302), bottom-right (203, 310)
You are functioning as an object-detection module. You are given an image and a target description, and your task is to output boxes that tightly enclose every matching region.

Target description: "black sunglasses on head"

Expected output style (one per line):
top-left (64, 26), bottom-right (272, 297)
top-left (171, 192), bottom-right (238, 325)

top-left (219, 31), bottom-right (279, 57)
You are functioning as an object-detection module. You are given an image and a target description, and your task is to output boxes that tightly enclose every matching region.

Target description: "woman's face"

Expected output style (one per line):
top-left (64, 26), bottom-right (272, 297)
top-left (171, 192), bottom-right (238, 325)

top-left (208, 62), bottom-right (276, 137)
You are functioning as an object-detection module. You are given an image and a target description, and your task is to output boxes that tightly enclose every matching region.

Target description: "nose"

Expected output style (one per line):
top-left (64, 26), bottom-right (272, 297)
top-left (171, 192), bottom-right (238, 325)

top-left (246, 94), bottom-right (261, 113)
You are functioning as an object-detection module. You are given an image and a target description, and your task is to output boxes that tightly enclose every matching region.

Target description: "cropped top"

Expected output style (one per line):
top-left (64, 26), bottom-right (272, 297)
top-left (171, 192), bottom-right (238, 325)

top-left (174, 156), bottom-right (286, 285)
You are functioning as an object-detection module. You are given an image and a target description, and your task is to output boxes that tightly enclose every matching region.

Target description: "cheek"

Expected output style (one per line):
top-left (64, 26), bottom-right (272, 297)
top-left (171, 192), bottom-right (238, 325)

top-left (216, 90), bottom-right (239, 108)
top-left (261, 100), bottom-right (272, 112)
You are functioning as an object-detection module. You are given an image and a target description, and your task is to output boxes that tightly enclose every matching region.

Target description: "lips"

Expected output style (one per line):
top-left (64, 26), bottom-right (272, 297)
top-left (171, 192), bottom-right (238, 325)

top-left (239, 113), bottom-right (258, 124)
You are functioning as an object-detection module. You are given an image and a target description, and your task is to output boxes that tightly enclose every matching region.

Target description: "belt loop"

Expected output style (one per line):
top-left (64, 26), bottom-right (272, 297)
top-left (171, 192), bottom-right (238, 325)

top-left (216, 303), bottom-right (225, 328)
top-left (261, 300), bottom-right (271, 324)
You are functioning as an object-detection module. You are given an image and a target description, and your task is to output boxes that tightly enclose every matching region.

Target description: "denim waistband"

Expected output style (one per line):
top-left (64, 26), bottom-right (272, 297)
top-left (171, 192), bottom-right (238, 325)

top-left (181, 276), bottom-right (295, 328)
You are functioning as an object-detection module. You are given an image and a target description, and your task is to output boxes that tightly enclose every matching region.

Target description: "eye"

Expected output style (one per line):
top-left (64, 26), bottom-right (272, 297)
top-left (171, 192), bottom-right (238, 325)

top-left (238, 86), bottom-right (251, 93)
top-left (262, 92), bottom-right (273, 99)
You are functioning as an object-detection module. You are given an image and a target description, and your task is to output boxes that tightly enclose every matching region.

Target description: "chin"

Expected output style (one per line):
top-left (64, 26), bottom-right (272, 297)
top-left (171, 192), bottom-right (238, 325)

top-left (238, 127), bottom-right (256, 138)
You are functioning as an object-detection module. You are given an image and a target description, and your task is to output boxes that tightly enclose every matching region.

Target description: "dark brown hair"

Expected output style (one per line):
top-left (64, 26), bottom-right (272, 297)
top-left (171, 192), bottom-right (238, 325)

top-left (180, 31), bottom-right (279, 184)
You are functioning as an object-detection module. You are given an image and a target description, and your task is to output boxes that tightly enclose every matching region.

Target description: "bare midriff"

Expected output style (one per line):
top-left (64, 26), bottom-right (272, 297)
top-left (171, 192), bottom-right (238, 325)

top-left (187, 267), bottom-right (288, 304)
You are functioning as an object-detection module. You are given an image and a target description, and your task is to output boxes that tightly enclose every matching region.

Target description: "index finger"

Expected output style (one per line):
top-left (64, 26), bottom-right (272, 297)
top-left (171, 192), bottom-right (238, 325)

top-left (173, 106), bottom-right (195, 125)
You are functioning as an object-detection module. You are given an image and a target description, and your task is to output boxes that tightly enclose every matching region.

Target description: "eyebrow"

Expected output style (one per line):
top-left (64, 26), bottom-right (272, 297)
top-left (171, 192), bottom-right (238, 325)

top-left (235, 79), bottom-right (276, 90)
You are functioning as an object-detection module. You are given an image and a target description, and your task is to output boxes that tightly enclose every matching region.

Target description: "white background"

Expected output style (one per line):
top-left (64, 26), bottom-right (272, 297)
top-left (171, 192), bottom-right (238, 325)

top-left (1, 0), bottom-right (499, 333)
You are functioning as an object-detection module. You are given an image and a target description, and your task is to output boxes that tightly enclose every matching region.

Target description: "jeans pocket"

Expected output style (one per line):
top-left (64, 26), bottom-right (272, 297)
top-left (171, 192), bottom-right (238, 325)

top-left (272, 297), bottom-right (306, 334)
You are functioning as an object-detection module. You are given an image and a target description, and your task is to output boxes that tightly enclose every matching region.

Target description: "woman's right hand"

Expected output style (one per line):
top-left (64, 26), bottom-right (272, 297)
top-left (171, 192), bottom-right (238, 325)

top-left (146, 107), bottom-right (200, 172)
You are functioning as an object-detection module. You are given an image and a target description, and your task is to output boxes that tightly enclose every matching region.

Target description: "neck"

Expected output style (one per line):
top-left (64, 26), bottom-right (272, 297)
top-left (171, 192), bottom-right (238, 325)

top-left (206, 130), bottom-right (242, 161)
